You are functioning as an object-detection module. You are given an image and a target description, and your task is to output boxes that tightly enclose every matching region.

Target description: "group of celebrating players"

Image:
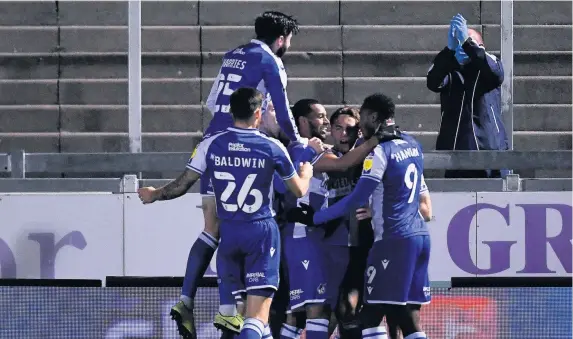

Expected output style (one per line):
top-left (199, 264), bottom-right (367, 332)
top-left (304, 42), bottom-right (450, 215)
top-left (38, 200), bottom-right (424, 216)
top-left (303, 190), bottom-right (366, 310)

top-left (137, 11), bottom-right (433, 339)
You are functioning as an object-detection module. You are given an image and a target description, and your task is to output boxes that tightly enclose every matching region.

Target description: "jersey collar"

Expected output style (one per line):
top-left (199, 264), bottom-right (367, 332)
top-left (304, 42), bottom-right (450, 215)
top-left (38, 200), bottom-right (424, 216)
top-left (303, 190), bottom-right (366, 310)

top-left (251, 39), bottom-right (276, 57)
top-left (228, 127), bottom-right (260, 134)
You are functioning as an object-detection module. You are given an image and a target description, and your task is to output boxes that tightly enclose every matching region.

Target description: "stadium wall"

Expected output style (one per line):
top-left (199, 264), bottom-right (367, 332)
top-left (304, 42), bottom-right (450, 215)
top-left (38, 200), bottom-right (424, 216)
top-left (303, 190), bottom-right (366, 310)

top-left (1, 192), bottom-right (570, 281)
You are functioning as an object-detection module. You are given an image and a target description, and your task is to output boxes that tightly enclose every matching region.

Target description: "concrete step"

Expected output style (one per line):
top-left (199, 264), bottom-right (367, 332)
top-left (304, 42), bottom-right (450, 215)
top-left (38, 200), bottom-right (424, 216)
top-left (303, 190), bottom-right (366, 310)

top-left (4, 1), bottom-right (568, 27)
top-left (0, 2), bottom-right (56, 26)
top-left (342, 1), bottom-right (571, 25)
top-left (1, 130), bottom-right (569, 155)
top-left (343, 25), bottom-right (572, 52)
top-left (1, 51), bottom-right (569, 80)
top-left (1, 76), bottom-right (569, 106)
top-left (343, 51), bottom-right (572, 77)
top-left (0, 104), bottom-right (570, 134)
top-left (0, 27), bottom-right (57, 53)
top-left (342, 76), bottom-right (572, 105)
top-left (0, 132), bottom-right (203, 153)
top-left (481, 1), bottom-right (573, 25)
top-left (199, 1), bottom-right (339, 26)
top-left (58, 1), bottom-right (199, 26)
top-left (11, 24), bottom-right (564, 55)
top-left (58, 26), bottom-right (201, 53)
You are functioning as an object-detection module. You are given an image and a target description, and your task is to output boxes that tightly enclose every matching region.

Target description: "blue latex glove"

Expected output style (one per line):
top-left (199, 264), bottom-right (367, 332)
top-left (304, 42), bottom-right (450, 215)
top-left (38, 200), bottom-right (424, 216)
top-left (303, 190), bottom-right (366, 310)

top-left (447, 20), bottom-right (457, 50)
top-left (451, 13), bottom-right (469, 45)
top-left (455, 45), bottom-right (470, 65)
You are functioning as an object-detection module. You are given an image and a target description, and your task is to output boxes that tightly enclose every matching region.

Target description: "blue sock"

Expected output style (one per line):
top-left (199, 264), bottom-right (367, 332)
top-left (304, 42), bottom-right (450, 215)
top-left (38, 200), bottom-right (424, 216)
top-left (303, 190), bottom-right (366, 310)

top-left (263, 324), bottom-right (273, 339)
top-left (280, 324), bottom-right (302, 339)
top-left (404, 332), bottom-right (427, 339)
top-left (180, 231), bottom-right (218, 306)
top-left (362, 326), bottom-right (388, 339)
top-left (239, 318), bottom-right (265, 339)
top-left (305, 319), bottom-right (329, 339)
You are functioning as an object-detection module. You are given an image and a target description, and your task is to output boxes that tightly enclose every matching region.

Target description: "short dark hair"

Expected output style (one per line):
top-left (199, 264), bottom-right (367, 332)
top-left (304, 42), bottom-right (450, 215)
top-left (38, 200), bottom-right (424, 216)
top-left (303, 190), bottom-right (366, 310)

top-left (330, 106), bottom-right (360, 126)
top-left (255, 11), bottom-right (299, 45)
top-left (230, 87), bottom-right (264, 121)
top-left (292, 98), bottom-right (320, 127)
top-left (361, 93), bottom-right (395, 122)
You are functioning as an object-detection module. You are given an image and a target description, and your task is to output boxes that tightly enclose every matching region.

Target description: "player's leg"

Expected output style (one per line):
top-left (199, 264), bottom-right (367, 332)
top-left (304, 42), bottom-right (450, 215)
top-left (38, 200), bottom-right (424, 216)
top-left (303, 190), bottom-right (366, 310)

top-left (282, 233), bottom-right (330, 339)
top-left (368, 237), bottom-right (424, 339)
top-left (324, 245), bottom-right (350, 336)
top-left (361, 237), bottom-right (419, 339)
top-left (214, 236), bottom-right (246, 335)
top-left (239, 219), bottom-right (281, 339)
top-left (171, 177), bottom-right (219, 338)
top-left (400, 235), bottom-right (431, 339)
top-left (337, 244), bottom-right (371, 339)
top-left (280, 310), bottom-right (304, 339)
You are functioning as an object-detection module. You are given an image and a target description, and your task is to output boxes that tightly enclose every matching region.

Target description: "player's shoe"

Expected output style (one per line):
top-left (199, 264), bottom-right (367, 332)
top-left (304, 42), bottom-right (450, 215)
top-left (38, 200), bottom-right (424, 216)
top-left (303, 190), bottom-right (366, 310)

top-left (170, 301), bottom-right (197, 339)
top-left (213, 312), bottom-right (244, 334)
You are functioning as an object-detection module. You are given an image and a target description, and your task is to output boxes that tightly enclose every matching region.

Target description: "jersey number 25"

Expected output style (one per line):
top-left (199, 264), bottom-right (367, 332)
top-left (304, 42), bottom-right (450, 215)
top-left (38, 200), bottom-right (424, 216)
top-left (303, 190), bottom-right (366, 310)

top-left (214, 171), bottom-right (263, 213)
top-left (214, 73), bottom-right (242, 113)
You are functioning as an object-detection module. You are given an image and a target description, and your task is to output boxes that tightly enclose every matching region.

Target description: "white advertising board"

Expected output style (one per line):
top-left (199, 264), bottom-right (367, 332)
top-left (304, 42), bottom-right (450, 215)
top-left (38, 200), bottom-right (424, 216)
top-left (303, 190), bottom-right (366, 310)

top-left (0, 193), bottom-right (124, 281)
top-left (123, 193), bottom-right (216, 277)
top-left (0, 192), bottom-right (570, 281)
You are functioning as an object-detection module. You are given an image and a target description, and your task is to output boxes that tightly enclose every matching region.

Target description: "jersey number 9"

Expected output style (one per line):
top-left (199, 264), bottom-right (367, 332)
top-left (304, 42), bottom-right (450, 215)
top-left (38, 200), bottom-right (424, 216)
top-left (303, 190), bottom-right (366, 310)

top-left (404, 163), bottom-right (419, 204)
top-left (214, 171), bottom-right (263, 213)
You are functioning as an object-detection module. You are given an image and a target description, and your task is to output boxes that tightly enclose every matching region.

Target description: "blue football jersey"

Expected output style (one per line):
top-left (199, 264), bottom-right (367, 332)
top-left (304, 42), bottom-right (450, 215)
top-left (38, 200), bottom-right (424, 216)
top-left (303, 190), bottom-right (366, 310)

top-left (282, 142), bottom-right (328, 239)
top-left (361, 133), bottom-right (429, 239)
top-left (204, 39), bottom-right (300, 141)
top-left (188, 127), bottom-right (296, 222)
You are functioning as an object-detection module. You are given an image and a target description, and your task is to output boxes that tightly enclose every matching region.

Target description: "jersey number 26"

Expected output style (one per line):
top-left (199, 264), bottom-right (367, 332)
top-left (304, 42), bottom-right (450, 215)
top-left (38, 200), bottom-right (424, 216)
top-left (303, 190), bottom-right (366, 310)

top-left (214, 171), bottom-right (263, 214)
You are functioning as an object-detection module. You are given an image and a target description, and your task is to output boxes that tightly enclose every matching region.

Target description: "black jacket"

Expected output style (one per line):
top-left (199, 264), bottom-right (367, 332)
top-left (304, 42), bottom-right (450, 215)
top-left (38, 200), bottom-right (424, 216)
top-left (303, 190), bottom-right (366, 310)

top-left (427, 38), bottom-right (509, 151)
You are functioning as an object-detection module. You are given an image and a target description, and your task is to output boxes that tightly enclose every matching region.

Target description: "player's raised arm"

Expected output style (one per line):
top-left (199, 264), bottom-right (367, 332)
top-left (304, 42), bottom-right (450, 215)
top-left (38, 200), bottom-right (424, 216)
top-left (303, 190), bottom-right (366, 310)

top-left (314, 136), bottom-right (379, 172)
top-left (261, 56), bottom-right (300, 142)
top-left (312, 145), bottom-right (385, 225)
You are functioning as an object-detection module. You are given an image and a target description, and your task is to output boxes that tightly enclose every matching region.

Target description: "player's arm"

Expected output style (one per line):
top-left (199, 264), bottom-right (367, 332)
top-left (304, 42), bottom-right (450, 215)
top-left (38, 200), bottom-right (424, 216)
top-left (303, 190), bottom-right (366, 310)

top-left (313, 146), bottom-right (385, 224)
top-left (418, 175), bottom-right (432, 222)
top-left (262, 57), bottom-right (300, 142)
top-left (426, 47), bottom-right (456, 93)
top-left (205, 67), bottom-right (223, 113)
top-left (284, 163), bottom-right (313, 198)
top-left (272, 140), bottom-right (312, 197)
top-left (138, 141), bottom-right (208, 204)
top-left (314, 136), bottom-right (379, 172)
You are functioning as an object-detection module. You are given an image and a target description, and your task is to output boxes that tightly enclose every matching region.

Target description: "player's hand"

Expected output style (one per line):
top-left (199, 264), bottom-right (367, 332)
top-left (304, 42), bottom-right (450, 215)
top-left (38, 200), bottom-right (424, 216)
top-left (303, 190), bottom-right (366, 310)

top-left (308, 137), bottom-right (324, 153)
top-left (286, 203), bottom-right (315, 226)
top-left (138, 186), bottom-right (158, 204)
top-left (374, 124), bottom-right (402, 142)
top-left (356, 207), bottom-right (372, 221)
top-left (298, 161), bottom-right (313, 179)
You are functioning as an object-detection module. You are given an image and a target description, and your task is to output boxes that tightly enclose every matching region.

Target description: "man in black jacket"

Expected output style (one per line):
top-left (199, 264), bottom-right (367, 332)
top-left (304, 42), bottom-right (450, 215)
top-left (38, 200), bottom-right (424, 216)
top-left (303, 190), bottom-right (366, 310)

top-left (427, 13), bottom-right (509, 178)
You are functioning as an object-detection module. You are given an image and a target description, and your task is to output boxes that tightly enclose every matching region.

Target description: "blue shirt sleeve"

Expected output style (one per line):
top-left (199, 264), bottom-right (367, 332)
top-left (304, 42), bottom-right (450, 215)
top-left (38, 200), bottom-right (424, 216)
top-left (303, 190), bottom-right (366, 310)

top-left (273, 172), bottom-right (287, 194)
top-left (261, 56), bottom-right (300, 142)
top-left (271, 139), bottom-right (297, 180)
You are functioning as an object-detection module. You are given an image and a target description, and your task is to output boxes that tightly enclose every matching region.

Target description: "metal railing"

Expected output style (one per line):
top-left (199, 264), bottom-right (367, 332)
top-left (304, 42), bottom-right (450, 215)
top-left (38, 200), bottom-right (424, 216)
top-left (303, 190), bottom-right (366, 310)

top-left (2, 150), bottom-right (570, 178)
top-left (0, 150), bottom-right (570, 193)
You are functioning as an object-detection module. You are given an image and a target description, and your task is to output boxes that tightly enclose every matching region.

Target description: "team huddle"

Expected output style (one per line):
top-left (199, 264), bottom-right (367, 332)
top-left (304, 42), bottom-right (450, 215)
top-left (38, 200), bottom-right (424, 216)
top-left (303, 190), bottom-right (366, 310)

top-left (137, 11), bottom-right (433, 339)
